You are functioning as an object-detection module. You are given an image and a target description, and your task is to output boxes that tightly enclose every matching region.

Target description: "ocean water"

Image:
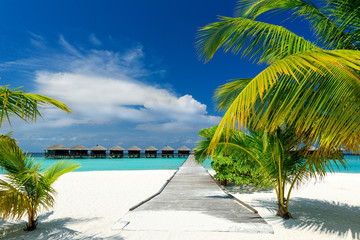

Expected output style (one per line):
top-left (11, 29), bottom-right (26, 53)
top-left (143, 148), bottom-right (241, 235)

top-left (0, 155), bottom-right (359, 173)
top-left (26, 157), bottom-right (187, 172)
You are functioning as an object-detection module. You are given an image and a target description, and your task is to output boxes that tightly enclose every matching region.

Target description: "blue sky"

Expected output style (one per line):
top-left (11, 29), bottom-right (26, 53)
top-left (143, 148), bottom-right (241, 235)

top-left (0, 0), bottom-right (315, 152)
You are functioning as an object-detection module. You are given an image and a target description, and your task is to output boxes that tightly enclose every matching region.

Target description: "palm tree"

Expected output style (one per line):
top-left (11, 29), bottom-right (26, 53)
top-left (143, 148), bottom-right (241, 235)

top-left (0, 140), bottom-right (79, 230)
top-left (194, 125), bottom-right (345, 218)
top-left (196, 0), bottom-right (360, 155)
top-left (0, 85), bottom-right (71, 128)
top-left (0, 83), bottom-right (72, 230)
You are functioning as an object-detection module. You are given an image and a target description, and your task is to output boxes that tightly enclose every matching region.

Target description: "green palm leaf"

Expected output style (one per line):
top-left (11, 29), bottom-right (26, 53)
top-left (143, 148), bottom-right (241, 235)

top-left (235, 0), bottom-right (358, 50)
top-left (196, 16), bottom-right (318, 64)
top-left (0, 141), bottom-right (78, 230)
top-left (0, 86), bottom-right (71, 128)
top-left (214, 78), bottom-right (253, 112)
top-left (208, 49), bottom-right (360, 154)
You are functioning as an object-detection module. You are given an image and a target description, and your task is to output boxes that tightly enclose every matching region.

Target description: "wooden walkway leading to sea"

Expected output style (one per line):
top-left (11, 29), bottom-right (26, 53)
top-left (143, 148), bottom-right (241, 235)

top-left (114, 155), bottom-right (273, 233)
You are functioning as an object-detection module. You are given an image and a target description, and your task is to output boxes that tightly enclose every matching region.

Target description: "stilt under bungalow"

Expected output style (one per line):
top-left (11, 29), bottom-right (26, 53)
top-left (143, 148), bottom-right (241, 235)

top-left (144, 146), bottom-right (158, 158)
top-left (160, 145), bottom-right (174, 158)
top-left (70, 145), bottom-right (89, 158)
top-left (176, 146), bottom-right (191, 158)
top-left (109, 146), bottom-right (125, 158)
top-left (43, 145), bottom-right (69, 159)
top-left (127, 146), bottom-right (141, 158)
top-left (90, 145), bottom-right (107, 158)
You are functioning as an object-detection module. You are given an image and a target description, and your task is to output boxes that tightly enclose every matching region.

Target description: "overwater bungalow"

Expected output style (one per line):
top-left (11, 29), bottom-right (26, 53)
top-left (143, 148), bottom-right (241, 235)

top-left (70, 145), bottom-right (89, 158)
top-left (161, 145), bottom-right (174, 158)
top-left (91, 145), bottom-right (107, 158)
top-left (177, 146), bottom-right (191, 158)
top-left (145, 146), bottom-right (158, 158)
top-left (109, 146), bottom-right (125, 158)
top-left (127, 146), bottom-right (141, 158)
top-left (44, 145), bottom-right (69, 159)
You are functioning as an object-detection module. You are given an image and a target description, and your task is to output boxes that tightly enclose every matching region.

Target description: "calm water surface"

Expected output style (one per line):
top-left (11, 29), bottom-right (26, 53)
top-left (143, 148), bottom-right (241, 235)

top-left (1, 155), bottom-right (359, 172)
top-left (31, 157), bottom-right (187, 171)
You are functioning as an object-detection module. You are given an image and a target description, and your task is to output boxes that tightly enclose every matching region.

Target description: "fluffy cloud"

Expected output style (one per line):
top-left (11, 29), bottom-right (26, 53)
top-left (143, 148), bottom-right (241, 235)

top-left (28, 36), bottom-right (220, 131)
top-left (0, 35), bottom-right (220, 150)
top-left (35, 71), bottom-right (219, 130)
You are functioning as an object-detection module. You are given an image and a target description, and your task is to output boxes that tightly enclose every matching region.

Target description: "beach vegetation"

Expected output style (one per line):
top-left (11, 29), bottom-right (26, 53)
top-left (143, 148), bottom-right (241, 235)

top-left (196, 0), bottom-right (360, 158)
top-left (0, 140), bottom-right (79, 230)
top-left (194, 124), bottom-right (345, 218)
top-left (195, 126), bottom-right (266, 187)
top-left (0, 79), bottom-right (72, 231)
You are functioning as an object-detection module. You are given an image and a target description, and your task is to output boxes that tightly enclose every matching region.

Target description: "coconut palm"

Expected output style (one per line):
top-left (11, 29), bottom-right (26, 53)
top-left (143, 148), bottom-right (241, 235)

top-left (196, 0), bottom-right (360, 155)
top-left (194, 125), bottom-right (345, 218)
top-left (0, 85), bottom-right (71, 128)
top-left (0, 76), bottom-right (72, 231)
top-left (0, 139), bottom-right (79, 230)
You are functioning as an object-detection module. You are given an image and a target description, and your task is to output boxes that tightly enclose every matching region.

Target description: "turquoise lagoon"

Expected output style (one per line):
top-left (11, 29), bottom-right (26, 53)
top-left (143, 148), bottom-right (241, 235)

top-left (29, 157), bottom-right (189, 171)
top-left (1, 155), bottom-right (360, 172)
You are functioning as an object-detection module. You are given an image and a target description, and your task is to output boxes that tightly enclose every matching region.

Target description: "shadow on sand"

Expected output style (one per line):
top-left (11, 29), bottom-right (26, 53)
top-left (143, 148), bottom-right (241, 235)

top-left (254, 198), bottom-right (360, 239)
top-left (0, 211), bottom-right (125, 240)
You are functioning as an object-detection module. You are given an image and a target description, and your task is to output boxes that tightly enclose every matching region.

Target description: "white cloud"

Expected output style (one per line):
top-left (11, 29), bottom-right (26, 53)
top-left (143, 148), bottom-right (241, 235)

top-left (0, 35), bottom-right (221, 150)
top-left (35, 71), bottom-right (220, 130)
top-left (89, 33), bottom-right (102, 46)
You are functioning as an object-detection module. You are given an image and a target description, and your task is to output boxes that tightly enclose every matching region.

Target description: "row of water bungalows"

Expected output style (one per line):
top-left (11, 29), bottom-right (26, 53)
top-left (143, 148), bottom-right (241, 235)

top-left (43, 144), bottom-right (192, 159)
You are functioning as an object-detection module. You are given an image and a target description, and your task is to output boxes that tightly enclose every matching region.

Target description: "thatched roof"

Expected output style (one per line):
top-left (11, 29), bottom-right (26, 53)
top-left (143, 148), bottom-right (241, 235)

top-left (177, 146), bottom-right (191, 151)
top-left (109, 145), bottom-right (125, 151)
top-left (70, 145), bottom-right (89, 151)
top-left (145, 146), bottom-right (158, 151)
top-left (91, 145), bottom-right (107, 151)
top-left (160, 145), bottom-right (174, 151)
top-left (127, 146), bottom-right (142, 151)
top-left (43, 144), bottom-right (69, 151)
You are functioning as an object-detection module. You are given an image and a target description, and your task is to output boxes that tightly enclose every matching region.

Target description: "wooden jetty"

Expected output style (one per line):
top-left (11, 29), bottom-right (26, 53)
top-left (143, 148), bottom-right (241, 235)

top-left (114, 155), bottom-right (273, 233)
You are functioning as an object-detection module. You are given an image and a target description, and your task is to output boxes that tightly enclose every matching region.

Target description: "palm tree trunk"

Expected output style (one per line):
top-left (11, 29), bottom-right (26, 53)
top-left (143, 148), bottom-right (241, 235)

top-left (25, 208), bottom-right (37, 231)
top-left (276, 201), bottom-right (291, 219)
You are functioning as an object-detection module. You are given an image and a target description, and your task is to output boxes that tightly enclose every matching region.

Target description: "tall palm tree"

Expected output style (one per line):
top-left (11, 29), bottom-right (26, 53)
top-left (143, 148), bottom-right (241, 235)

top-left (194, 125), bottom-right (345, 218)
top-left (196, 0), bottom-right (360, 155)
top-left (0, 140), bottom-right (79, 230)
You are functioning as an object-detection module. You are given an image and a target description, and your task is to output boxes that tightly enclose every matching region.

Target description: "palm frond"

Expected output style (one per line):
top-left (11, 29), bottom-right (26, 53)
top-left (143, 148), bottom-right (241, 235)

top-left (214, 78), bottom-right (253, 112)
top-left (235, 0), bottom-right (358, 50)
top-left (0, 179), bottom-right (30, 220)
top-left (196, 16), bottom-right (317, 64)
top-left (0, 86), bottom-right (71, 128)
top-left (208, 48), bottom-right (360, 155)
top-left (43, 160), bottom-right (80, 185)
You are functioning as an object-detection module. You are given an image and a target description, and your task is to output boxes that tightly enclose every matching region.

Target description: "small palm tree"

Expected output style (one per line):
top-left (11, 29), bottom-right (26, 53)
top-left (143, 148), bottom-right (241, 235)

top-left (195, 126), bottom-right (345, 218)
top-left (0, 140), bottom-right (79, 230)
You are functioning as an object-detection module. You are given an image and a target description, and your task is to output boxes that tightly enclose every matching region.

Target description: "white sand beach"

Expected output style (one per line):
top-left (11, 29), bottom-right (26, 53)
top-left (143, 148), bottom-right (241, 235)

top-left (0, 171), bottom-right (359, 240)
